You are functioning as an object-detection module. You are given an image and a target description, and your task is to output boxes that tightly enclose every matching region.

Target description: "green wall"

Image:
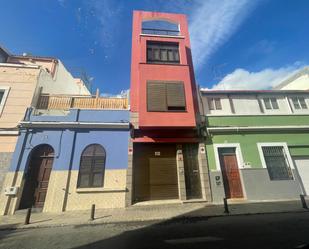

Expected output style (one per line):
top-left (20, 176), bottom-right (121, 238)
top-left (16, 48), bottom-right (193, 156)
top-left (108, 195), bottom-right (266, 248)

top-left (207, 115), bottom-right (309, 127)
top-left (206, 132), bottom-right (309, 170)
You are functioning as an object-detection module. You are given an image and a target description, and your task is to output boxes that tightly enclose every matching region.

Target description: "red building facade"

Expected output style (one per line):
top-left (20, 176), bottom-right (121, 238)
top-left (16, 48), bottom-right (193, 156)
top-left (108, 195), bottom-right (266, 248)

top-left (126, 11), bottom-right (211, 205)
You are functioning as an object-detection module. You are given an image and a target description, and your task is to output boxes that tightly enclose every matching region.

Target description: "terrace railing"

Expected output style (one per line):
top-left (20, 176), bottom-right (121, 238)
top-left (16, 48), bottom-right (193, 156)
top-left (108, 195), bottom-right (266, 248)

top-left (142, 28), bottom-right (180, 36)
top-left (36, 94), bottom-right (128, 110)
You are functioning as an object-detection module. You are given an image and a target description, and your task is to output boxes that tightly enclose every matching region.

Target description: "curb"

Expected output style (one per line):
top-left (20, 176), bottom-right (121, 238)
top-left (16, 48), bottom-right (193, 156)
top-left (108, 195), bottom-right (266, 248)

top-left (1, 208), bottom-right (308, 231)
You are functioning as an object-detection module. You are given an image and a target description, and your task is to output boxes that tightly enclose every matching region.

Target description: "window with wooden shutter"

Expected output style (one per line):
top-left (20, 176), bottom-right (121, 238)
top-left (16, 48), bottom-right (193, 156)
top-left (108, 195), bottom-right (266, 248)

top-left (166, 83), bottom-right (186, 111)
top-left (147, 81), bottom-right (186, 112)
top-left (147, 82), bottom-right (167, 112)
top-left (77, 144), bottom-right (106, 188)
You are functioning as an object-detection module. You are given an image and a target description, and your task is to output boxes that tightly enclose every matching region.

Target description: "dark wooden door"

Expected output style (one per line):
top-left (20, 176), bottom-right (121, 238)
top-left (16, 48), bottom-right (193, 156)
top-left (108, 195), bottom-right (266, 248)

top-left (33, 156), bottom-right (53, 208)
top-left (19, 145), bottom-right (54, 209)
top-left (183, 144), bottom-right (202, 199)
top-left (219, 148), bottom-right (243, 198)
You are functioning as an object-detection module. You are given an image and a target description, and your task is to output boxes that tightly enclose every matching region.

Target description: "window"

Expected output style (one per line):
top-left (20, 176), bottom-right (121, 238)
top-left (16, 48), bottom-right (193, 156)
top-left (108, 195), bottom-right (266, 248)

top-left (142, 20), bottom-right (180, 36)
top-left (291, 97), bottom-right (307, 110)
top-left (261, 146), bottom-right (293, 180)
top-left (77, 144), bottom-right (106, 188)
top-left (0, 91), bottom-right (4, 103)
top-left (263, 98), bottom-right (279, 110)
top-left (0, 87), bottom-right (10, 116)
top-left (208, 98), bottom-right (222, 110)
top-left (147, 81), bottom-right (186, 112)
top-left (147, 42), bottom-right (180, 64)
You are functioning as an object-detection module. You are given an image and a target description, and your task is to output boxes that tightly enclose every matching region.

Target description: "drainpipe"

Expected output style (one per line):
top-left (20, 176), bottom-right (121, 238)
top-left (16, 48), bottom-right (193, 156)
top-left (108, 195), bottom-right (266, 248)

top-left (61, 109), bottom-right (80, 212)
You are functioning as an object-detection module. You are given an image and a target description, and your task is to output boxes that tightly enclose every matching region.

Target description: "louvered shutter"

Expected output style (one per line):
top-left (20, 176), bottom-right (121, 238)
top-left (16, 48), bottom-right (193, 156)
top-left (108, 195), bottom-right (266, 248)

top-left (147, 82), bottom-right (167, 111)
top-left (166, 82), bottom-right (185, 110)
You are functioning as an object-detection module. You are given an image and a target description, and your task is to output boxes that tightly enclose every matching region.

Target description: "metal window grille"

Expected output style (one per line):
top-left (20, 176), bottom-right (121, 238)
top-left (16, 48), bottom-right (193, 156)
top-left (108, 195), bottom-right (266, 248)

top-left (262, 146), bottom-right (293, 180)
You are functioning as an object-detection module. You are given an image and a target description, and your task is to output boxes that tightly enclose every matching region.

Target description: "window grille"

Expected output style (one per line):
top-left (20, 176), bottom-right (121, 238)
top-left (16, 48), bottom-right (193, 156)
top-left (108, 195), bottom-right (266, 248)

top-left (262, 146), bottom-right (293, 180)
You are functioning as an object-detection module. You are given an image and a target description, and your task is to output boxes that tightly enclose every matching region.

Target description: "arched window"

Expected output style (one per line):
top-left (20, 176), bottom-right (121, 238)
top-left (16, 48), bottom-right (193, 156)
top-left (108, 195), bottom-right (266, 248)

top-left (77, 144), bottom-right (106, 188)
top-left (142, 20), bottom-right (180, 36)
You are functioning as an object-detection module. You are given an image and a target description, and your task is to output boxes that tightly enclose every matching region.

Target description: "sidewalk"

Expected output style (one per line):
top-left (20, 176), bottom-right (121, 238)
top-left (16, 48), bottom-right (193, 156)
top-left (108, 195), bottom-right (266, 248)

top-left (0, 199), bottom-right (308, 230)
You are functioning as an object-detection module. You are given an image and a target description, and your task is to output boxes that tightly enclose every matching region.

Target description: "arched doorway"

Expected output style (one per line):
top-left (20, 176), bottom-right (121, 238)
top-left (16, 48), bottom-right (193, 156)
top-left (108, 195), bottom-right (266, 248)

top-left (19, 144), bottom-right (55, 210)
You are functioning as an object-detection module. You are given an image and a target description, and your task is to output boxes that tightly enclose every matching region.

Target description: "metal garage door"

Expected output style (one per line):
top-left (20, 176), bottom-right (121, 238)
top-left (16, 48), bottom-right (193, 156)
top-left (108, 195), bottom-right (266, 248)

top-left (133, 144), bottom-right (178, 202)
top-left (293, 157), bottom-right (309, 196)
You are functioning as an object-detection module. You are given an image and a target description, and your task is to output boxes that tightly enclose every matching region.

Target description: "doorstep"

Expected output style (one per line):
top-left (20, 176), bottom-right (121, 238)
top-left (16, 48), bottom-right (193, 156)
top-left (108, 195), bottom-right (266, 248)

top-left (132, 199), bottom-right (182, 206)
top-left (182, 199), bottom-right (208, 204)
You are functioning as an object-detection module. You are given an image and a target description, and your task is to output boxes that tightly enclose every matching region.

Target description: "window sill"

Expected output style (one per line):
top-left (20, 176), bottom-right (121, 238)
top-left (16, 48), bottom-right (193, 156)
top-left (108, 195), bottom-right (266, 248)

top-left (76, 187), bottom-right (127, 193)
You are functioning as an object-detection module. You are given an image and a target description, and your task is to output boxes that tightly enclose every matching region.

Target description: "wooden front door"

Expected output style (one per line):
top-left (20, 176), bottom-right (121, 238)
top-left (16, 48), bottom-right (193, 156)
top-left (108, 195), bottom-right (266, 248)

top-left (133, 143), bottom-right (178, 202)
top-left (219, 148), bottom-right (243, 199)
top-left (19, 145), bottom-right (54, 209)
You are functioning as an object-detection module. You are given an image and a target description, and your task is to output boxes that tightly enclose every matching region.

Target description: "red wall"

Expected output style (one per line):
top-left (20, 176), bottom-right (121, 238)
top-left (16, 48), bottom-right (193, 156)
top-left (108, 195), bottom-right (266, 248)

top-left (130, 11), bottom-right (199, 130)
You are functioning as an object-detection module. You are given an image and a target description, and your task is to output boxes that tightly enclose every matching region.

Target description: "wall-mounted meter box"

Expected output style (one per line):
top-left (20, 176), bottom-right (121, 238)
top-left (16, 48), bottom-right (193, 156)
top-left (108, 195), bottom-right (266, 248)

top-left (4, 186), bottom-right (19, 196)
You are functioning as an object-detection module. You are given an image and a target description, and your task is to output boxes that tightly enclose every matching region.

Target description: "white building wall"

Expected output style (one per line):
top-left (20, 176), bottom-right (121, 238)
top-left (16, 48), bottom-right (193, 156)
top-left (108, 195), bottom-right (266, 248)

top-left (278, 74), bottom-right (309, 90)
top-left (258, 95), bottom-right (291, 115)
top-left (232, 95), bottom-right (261, 114)
top-left (203, 95), bottom-right (232, 115)
top-left (201, 92), bottom-right (309, 116)
top-left (38, 61), bottom-right (91, 95)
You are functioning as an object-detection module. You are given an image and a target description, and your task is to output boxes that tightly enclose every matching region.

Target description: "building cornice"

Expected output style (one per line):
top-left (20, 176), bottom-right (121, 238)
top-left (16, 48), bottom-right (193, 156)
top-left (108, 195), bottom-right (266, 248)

top-left (207, 125), bottom-right (309, 133)
top-left (19, 121), bottom-right (130, 129)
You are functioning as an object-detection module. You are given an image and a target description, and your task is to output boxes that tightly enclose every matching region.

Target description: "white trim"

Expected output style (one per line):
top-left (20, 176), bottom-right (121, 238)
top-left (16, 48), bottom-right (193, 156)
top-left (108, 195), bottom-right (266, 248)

top-left (213, 143), bottom-right (245, 171)
top-left (19, 121), bottom-right (130, 129)
top-left (257, 142), bottom-right (295, 179)
top-left (0, 130), bottom-right (19, 135)
top-left (76, 187), bottom-right (126, 193)
top-left (0, 86), bottom-right (10, 116)
top-left (205, 113), bottom-right (309, 116)
top-left (0, 63), bottom-right (40, 69)
top-left (213, 143), bottom-right (247, 199)
top-left (207, 125), bottom-right (309, 133)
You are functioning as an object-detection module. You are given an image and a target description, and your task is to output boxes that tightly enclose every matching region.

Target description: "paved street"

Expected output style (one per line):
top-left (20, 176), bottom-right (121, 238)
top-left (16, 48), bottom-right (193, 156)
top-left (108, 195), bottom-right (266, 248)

top-left (1, 212), bottom-right (309, 249)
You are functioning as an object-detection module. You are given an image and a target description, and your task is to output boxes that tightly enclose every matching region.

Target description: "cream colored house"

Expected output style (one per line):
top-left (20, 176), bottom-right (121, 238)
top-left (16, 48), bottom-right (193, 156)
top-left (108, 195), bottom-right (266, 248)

top-left (0, 46), bottom-right (91, 192)
top-left (274, 67), bottom-right (309, 90)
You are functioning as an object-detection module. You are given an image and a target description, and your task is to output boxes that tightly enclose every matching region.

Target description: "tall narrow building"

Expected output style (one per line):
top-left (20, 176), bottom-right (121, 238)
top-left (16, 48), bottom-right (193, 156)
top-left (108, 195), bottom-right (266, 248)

top-left (127, 11), bottom-right (211, 205)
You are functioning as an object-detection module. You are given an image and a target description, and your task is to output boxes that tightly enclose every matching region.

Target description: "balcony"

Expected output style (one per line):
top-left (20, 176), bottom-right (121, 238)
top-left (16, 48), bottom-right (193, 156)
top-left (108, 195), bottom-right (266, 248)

top-left (36, 94), bottom-right (129, 110)
top-left (141, 28), bottom-right (180, 36)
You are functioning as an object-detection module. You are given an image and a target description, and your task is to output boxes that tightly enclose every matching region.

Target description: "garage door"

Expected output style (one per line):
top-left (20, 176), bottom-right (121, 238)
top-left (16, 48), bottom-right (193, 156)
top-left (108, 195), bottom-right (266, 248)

top-left (133, 144), bottom-right (178, 202)
top-left (293, 157), bottom-right (309, 196)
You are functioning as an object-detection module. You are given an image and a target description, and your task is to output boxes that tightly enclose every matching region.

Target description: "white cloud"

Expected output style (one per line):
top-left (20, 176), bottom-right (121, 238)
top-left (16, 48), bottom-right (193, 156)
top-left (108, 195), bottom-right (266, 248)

top-left (211, 64), bottom-right (306, 90)
top-left (189, 0), bottom-right (257, 70)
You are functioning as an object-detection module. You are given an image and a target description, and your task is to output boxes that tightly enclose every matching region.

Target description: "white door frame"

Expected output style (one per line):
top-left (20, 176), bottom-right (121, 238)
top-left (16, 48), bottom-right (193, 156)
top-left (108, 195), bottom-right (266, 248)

top-left (213, 143), bottom-right (247, 199)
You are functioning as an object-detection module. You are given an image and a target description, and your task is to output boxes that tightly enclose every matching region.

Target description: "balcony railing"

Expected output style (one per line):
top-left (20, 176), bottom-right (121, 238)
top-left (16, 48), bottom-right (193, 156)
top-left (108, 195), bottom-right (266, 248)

top-left (36, 94), bottom-right (129, 110)
top-left (142, 28), bottom-right (180, 36)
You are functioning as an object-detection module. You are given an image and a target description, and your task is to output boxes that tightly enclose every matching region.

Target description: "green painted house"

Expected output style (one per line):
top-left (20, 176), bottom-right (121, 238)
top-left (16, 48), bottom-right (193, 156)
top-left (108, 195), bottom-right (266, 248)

top-left (200, 90), bottom-right (309, 203)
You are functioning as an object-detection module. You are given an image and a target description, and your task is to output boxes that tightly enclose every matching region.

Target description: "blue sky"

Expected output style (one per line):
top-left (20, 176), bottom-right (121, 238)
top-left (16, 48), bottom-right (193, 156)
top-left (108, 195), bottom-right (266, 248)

top-left (1, 0), bottom-right (308, 94)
